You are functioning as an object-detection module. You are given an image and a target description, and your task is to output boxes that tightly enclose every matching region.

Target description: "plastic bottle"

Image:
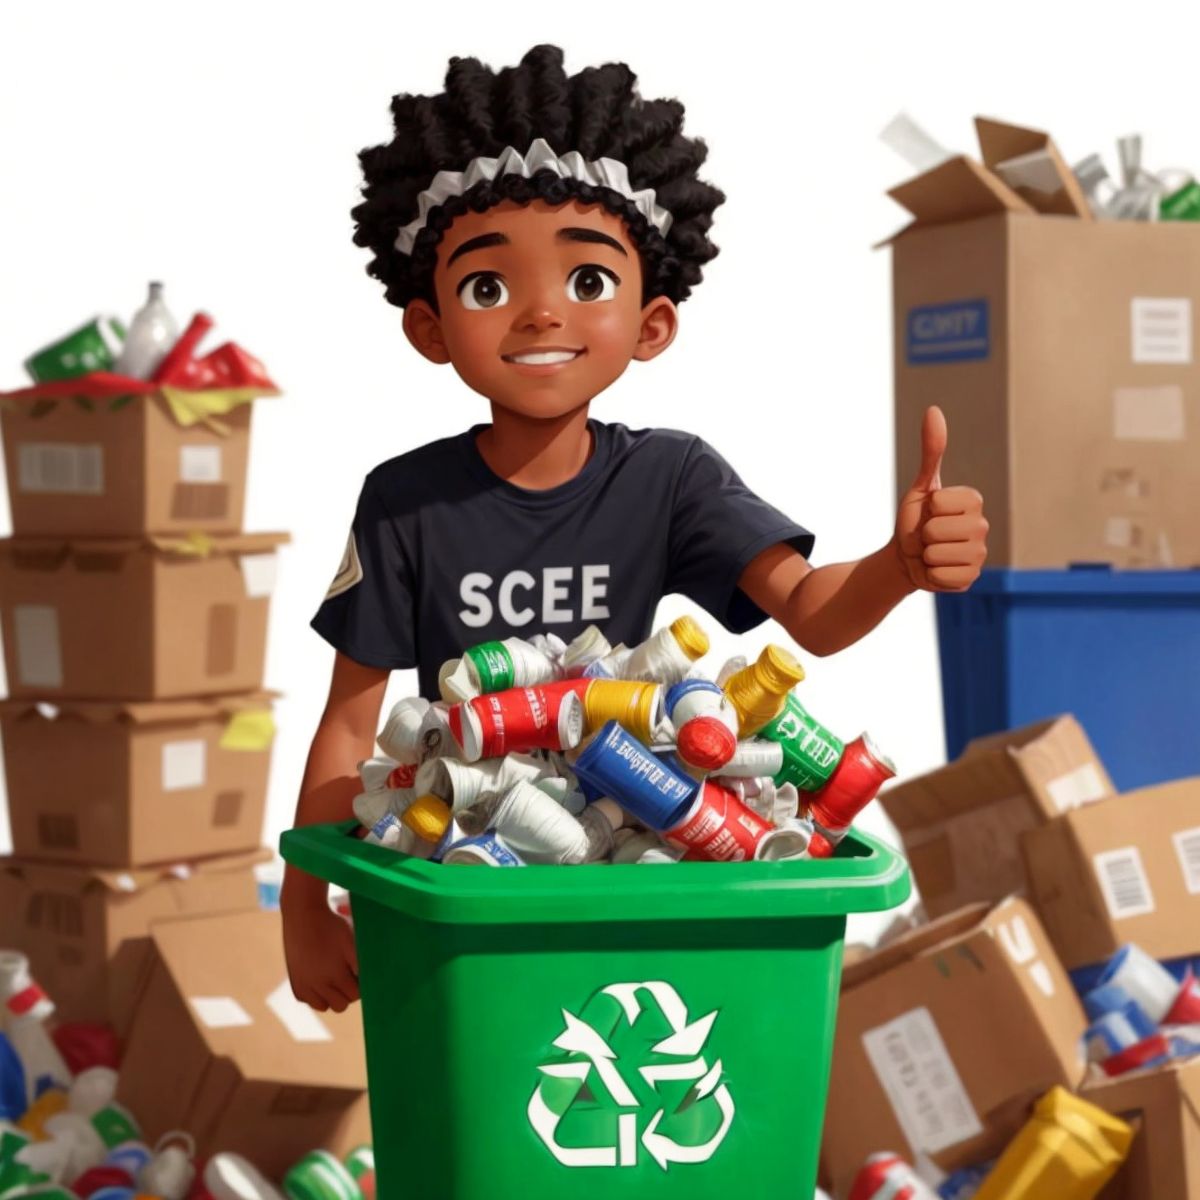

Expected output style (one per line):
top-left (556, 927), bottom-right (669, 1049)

top-left (722, 644), bottom-right (806, 737)
top-left (112, 282), bottom-right (179, 380)
top-left (0, 953), bottom-right (72, 1106)
top-left (622, 616), bottom-right (710, 684)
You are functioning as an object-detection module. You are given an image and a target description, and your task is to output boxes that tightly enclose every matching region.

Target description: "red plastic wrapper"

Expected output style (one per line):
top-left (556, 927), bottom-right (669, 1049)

top-left (52, 1021), bottom-right (121, 1073)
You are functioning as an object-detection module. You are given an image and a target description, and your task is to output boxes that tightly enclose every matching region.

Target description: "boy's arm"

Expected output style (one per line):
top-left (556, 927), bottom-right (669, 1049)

top-left (282, 651), bottom-right (390, 1012)
top-left (738, 407), bottom-right (988, 657)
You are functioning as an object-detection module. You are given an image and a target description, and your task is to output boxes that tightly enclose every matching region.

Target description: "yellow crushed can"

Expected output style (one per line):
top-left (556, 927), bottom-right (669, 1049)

top-left (972, 1085), bottom-right (1134, 1200)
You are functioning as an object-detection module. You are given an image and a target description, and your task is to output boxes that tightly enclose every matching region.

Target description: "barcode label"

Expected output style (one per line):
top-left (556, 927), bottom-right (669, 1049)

top-left (862, 1007), bottom-right (982, 1154)
top-left (1172, 827), bottom-right (1200, 895)
top-left (17, 443), bottom-right (104, 494)
top-left (1131, 297), bottom-right (1192, 364)
top-left (1093, 847), bottom-right (1156, 919)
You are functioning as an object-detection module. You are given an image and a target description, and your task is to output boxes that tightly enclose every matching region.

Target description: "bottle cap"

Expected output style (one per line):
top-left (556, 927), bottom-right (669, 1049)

top-left (403, 794), bottom-right (452, 843)
top-left (669, 616), bottom-right (710, 660)
top-left (758, 644), bottom-right (805, 690)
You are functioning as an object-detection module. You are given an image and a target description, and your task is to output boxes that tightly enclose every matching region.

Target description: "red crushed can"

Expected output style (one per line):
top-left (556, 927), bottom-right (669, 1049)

top-left (809, 732), bottom-right (895, 843)
top-left (448, 686), bottom-right (584, 761)
top-left (668, 780), bottom-right (772, 862)
top-left (848, 1152), bottom-right (939, 1200)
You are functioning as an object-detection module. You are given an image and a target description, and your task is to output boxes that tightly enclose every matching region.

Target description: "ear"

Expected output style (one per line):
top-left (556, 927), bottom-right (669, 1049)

top-left (403, 299), bottom-right (452, 364)
top-left (632, 295), bottom-right (679, 362)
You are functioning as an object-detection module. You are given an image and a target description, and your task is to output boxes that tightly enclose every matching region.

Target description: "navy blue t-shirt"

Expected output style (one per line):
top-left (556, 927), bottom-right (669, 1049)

top-left (312, 420), bottom-right (814, 698)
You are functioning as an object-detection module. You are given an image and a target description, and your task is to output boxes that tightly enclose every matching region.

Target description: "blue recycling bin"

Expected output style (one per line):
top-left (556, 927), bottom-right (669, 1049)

top-left (936, 566), bottom-right (1200, 792)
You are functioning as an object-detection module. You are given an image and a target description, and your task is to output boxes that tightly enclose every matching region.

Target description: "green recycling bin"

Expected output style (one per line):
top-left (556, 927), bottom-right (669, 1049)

top-left (280, 821), bottom-right (909, 1200)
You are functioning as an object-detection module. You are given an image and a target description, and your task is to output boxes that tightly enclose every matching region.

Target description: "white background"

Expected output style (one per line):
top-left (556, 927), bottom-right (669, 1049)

top-left (3, 1), bottom-right (1198, 939)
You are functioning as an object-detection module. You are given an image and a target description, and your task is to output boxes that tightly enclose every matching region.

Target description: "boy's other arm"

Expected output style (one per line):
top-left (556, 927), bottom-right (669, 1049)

top-left (282, 651), bottom-right (390, 1011)
top-left (738, 407), bottom-right (987, 657)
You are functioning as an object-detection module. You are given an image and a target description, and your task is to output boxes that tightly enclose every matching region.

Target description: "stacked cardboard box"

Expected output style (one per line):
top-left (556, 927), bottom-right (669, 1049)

top-left (820, 715), bottom-right (1200, 1198)
top-left (888, 118), bottom-right (1200, 569)
top-left (0, 378), bottom-right (286, 1024)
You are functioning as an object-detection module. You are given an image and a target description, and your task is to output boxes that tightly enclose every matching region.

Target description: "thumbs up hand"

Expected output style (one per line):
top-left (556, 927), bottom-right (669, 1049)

top-left (893, 406), bottom-right (988, 592)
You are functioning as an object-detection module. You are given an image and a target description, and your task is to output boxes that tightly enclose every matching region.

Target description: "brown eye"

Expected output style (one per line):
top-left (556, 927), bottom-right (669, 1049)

top-left (567, 265), bottom-right (618, 303)
top-left (458, 273), bottom-right (509, 310)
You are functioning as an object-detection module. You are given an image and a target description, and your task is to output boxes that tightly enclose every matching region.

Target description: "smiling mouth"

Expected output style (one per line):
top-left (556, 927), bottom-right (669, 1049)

top-left (501, 348), bottom-right (586, 366)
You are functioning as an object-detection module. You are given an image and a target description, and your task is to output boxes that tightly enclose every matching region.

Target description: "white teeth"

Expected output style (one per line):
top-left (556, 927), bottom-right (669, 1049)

top-left (508, 350), bottom-right (580, 365)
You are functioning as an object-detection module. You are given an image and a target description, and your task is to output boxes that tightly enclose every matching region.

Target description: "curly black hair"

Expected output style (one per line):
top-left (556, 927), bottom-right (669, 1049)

top-left (351, 44), bottom-right (726, 312)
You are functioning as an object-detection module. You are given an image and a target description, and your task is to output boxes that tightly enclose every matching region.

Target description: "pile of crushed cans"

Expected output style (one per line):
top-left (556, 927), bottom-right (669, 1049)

top-left (1079, 942), bottom-right (1200, 1078)
top-left (1074, 133), bottom-right (1200, 222)
top-left (0, 951), bottom-right (372, 1200)
top-left (354, 616), bottom-right (896, 867)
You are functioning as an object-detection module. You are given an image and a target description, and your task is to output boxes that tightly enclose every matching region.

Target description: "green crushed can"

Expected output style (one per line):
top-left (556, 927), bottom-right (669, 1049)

top-left (284, 1149), bottom-right (364, 1200)
top-left (758, 692), bottom-right (845, 791)
top-left (281, 820), bottom-right (908, 1200)
top-left (464, 639), bottom-right (518, 691)
top-left (1160, 180), bottom-right (1200, 221)
top-left (23, 317), bottom-right (125, 384)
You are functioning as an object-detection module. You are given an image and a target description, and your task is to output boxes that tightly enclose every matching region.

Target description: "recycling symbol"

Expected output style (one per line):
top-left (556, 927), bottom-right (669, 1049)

top-left (527, 980), bottom-right (735, 1170)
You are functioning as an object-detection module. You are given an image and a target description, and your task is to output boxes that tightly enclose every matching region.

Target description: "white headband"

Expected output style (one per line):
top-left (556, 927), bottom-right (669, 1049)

top-left (393, 136), bottom-right (674, 255)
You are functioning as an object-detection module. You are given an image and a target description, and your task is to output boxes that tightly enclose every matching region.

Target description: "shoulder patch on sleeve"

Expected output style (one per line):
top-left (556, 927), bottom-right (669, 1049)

top-left (325, 530), bottom-right (363, 599)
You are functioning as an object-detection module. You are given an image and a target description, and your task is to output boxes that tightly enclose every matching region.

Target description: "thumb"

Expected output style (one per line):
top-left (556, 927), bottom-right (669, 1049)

top-left (911, 404), bottom-right (947, 492)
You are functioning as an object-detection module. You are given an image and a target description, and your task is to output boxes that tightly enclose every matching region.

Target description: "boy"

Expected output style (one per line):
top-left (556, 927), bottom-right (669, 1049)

top-left (283, 44), bottom-right (987, 1013)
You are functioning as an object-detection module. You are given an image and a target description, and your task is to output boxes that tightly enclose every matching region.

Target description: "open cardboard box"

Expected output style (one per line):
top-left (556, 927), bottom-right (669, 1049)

top-left (889, 118), bottom-right (1200, 568)
top-left (0, 692), bottom-right (276, 868)
top-left (0, 847), bottom-right (266, 1031)
top-left (117, 909), bottom-right (370, 1179)
top-left (881, 715), bottom-right (1114, 918)
top-left (1085, 1057), bottom-right (1200, 1200)
top-left (821, 897), bottom-right (1087, 1197)
top-left (0, 532), bottom-right (287, 699)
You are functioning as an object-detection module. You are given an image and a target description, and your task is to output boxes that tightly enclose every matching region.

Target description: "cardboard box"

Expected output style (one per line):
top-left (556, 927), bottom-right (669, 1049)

top-left (821, 898), bottom-right (1087, 1196)
top-left (1085, 1058), bottom-right (1200, 1200)
top-left (891, 122), bottom-right (1200, 568)
top-left (117, 909), bottom-right (370, 1179)
top-left (0, 532), bottom-right (286, 699)
top-left (1020, 776), bottom-right (1200, 969)
top-left (0, 693), bottom-right (276, 867)
top-left (0, 848), bottom-right (265, 1030)
top-left (882, 716), bottom-right (1114, 918)
top-left (1, 394), bottom-right (252, 536)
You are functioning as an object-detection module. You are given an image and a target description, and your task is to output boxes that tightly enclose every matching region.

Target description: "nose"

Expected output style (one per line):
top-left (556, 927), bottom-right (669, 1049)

top-left (512, 283), bottom-right (566, 334)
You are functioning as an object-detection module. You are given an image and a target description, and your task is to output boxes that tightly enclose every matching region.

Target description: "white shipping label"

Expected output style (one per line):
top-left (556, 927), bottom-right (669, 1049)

top-left (266, 979), bottom-right (333, 1043)
top-left (179, 444), bottom-right (223, 483)
top-left (14, 605), bottom-right (63, 688)
top-left (190, 996), bottom-right (253, 1029)
top-left (18, 443), bottom-right (104, 494)
top-left (1113, 386), bottom-right (1186, 441)
top-left (162, 739), bottom-right (207, 791)
top-left (1131, 297), bottom-right (1192, 364)
top-left (861, 1007), bottom-right (983, 1155)
top-left (240, 552), bottom-right (278, 598)
top-left (1093, 847), bottom-right (1156, 919)
top-left (1172, 827), bottom-right (1200, 894)
top-left (1045, 763), bottom-right (1110, 813)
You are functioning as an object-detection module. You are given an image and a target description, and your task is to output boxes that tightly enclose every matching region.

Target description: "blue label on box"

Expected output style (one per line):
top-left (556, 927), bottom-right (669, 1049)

top-left (906, 299), bottom-right (989, 364)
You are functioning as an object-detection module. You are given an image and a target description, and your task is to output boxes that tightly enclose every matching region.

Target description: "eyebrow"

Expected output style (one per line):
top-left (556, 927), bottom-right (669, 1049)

top-left (445, 226), bottom-right (629, 269)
